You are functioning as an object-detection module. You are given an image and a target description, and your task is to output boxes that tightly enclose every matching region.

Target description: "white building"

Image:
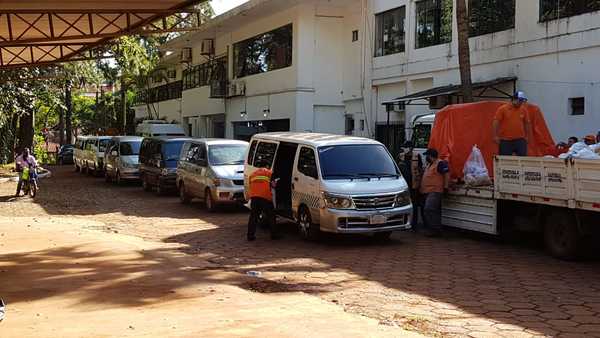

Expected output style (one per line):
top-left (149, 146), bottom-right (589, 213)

top-left (133, 0), bottom-right (600, 149)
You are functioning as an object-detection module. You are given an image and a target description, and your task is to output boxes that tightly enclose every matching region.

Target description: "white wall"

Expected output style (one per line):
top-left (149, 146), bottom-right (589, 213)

top-left (181, 86), bottom-right (225, 118)
top-left (367, 0), bottom-right (600, 141)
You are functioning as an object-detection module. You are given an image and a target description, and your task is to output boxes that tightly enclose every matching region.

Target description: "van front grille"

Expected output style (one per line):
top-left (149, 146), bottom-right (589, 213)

top-left (352, 194), bottom-right (396, 210)
top-left (233, 180), bottom-right (244, 186)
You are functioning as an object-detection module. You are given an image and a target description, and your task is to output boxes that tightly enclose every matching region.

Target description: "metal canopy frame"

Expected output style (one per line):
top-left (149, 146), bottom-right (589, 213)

top-left (0, 1), bottom-right (207, 69)
top-left (382, 76), bottom-right (518, 108)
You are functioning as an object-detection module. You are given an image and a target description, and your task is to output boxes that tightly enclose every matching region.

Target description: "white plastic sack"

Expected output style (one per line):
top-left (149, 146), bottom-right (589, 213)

top-left (463, 145), bottom-right (492, 186)
top-left (589, 143), bottom-right (600, 154)
top-left (574, 148), bottom-right (600, 160)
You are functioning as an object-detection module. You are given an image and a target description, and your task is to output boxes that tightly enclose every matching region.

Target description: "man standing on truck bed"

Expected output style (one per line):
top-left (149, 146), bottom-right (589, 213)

top-left (420, 148), bottom-right (449, 237)
top-left (493, 91), bottom-right (532, 156)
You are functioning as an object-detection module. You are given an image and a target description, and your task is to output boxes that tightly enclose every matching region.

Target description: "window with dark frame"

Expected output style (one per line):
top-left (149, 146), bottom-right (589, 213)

top-left (253, 142), bottom-right (278, 169)
top-left (570, 97), bottom-right (585, 116)
top-left (233, 24), bottom-right (293, 79)
top-left (469, 0), bottom-right (515, 37)
top-left (415, 0), bottom-right (453, 49)
top-left (540, 0), bottom-right (600, 22)
top-left (375, 6), bottom-right (406, 57)
top-left (352, 30), bottom-right (359, 42)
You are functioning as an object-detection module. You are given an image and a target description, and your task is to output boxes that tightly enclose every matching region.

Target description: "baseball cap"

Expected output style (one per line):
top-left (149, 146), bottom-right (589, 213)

top-left (423, 148), bottom-right (438, 158)
top-left (514, 91), bottom-right (528, 102)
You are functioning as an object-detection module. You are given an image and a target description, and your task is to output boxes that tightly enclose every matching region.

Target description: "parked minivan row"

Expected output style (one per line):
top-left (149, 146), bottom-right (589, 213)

top-left (73, 132), bottom-right (413, 239)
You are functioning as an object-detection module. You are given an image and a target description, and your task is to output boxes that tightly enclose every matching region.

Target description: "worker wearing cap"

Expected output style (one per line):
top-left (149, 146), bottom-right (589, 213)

top-left (493, 91), bottom-right (532, 156)
top-left (584, 135), bottom-right (597, 146)
top-left (419, 148), bottom-right (449, 237)
top-left (247, 167), bottom-right (280, 241)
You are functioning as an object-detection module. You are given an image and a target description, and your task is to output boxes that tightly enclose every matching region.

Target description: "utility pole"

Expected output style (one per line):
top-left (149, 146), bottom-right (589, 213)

top-left (456, 0), bottom-right (474, 103)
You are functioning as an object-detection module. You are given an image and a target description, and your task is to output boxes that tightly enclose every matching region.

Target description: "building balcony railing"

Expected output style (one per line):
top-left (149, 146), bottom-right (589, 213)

top-left (134, 81), bottom-right (182, 106)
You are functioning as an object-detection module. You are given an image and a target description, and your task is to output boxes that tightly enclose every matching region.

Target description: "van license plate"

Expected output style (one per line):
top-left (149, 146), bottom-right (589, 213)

top-left (370, 215), bottom-right (387, 225)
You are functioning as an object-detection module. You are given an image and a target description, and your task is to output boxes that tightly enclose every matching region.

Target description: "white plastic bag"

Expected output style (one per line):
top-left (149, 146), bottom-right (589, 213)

top-left (463, 145), bottom-right (492, 186)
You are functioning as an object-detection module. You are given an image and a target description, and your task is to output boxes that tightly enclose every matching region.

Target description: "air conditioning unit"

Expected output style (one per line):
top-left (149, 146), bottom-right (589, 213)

top-left (200, 39), bottom-right (214, 56)
top-left (180, 48), bottom-right (193, 63)
top-left (227, 81), bottom-right (246, 97)
top-left (429, 95), bottom-right (449, 110)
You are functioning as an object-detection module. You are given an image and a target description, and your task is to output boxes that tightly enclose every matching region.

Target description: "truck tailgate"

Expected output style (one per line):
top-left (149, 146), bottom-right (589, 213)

top-left (573, 159), bottom-right (600, 211)
top-left (443, 185), bottom-right (497, 235)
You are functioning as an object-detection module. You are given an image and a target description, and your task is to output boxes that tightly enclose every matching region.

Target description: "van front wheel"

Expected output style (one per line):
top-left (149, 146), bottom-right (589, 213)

top-left (298, 207), bottom-right (320, 241)
top-left (544, 210), bottom-right (581, 260)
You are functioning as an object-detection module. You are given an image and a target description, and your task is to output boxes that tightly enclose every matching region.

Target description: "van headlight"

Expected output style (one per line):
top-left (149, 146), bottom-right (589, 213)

top-left (395, 190), bottom-right (411, 207)
top-left (323, 193), bottom-right (355, 210)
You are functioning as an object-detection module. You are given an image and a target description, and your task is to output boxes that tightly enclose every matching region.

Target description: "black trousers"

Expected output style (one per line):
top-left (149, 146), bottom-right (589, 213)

top-left (247, 198), bottom-right (279, 239)
top-left (423, 192), bottom-right (443, 232)
top-left (499, 138), bottom-right (528, 156)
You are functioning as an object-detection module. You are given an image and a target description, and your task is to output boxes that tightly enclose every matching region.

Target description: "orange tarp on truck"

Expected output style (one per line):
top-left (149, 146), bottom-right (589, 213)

top-left (428, 101), bottom-right (556, 179)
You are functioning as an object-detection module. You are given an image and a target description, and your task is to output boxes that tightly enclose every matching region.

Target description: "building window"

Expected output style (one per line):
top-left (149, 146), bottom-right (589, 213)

top-left (415, 0), bottom-right (453, 49)
top-left (469, 0), bottom-right (515, 37)
top-left (352, 30), bottom-right (359, 42)
top-left (233, 24), bottom-right (293, 79)
top-left (375, 7), bottom-right (406, 57)
top-left (345, 116), bottom-right (355, 135)
top-left (570, 97), bottom-right (585, 116)
top-left (540, 0), bottom-right (600, 22)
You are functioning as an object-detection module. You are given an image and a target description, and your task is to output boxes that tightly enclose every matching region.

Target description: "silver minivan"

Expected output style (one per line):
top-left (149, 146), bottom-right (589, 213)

top-left (244, 132), bottom-right (413, 241)
top-left (104, 136), bottom-right (143, 184)
top-left (177, 139), bottom-right (249, 211)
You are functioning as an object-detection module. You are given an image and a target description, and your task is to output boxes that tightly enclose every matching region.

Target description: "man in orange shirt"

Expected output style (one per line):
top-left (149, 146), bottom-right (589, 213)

top-left (247, 167), bottom-right (281, 241)
top-left (493, 91), bottom-right (532, 156)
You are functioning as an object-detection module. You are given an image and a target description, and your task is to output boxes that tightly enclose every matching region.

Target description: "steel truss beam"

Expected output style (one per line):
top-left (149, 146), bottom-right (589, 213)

top-left (0, 0), bottom-right (206, 68)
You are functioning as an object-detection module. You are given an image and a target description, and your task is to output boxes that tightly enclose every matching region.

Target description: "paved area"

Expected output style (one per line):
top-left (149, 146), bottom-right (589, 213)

top-left (2, 166), bottom-right (600, 337)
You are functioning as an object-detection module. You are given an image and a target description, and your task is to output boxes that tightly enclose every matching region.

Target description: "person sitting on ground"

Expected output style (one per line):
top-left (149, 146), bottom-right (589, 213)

top-left (493, 91), bottom-right (532, 156)
top-left (14, 148), bottom-right (38, 197)
top-left (567, 137), bottom-right (579, 147)
top-left (419, 148), bottom-right (449, 237)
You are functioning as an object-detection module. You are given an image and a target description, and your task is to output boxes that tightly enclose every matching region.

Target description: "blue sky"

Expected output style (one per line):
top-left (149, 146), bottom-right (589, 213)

top-left (211, 0), bottom-right (249, 15)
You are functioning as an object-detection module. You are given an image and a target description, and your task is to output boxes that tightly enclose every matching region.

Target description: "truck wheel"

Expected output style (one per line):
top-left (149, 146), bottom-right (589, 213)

top-left (179, 183), bottom-right (191, 204)
top-left (544, 211), bottom-right (581, 260)
top-left (298, 206), bottom-right (320, 241)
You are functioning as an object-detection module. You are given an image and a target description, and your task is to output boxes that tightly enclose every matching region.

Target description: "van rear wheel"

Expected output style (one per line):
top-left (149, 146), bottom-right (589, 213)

top-left (142, 176), bottom-right (152, 192)
top-left (298, 206), bottom-right (320, 241)
top-left (205, 189), bottom-right (216, 212)
top-left (179, 183), bottom-right (191, 204)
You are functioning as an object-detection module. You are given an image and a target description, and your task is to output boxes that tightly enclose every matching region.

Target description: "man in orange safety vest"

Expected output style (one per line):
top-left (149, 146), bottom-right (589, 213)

top-left (247, 167), bottom-right (281, 241)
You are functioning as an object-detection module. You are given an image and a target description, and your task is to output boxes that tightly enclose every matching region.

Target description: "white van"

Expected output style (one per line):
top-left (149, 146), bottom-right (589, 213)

top-left (244, 132), bottom-right (413, 240)
top-left (136, 121), bottom-right (186, 137)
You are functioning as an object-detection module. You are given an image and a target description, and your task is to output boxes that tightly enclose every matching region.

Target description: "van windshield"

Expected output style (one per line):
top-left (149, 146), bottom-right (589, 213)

top-left (120, 142), bottom-right (141, 156)
top-left (99, 139), bottom-right (111, 153)
top-left (162, 142), bottom-right (185, 161)
top-left (209, 145), bottom-right (248, 166)
top-left (318, 144), bottom-right (399, 180)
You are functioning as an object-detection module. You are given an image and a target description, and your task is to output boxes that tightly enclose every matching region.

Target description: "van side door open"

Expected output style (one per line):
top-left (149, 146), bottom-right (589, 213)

top-left (292, 146), bottom-right (321, 223)
top-left (272, 142), bottom-right (299, 217)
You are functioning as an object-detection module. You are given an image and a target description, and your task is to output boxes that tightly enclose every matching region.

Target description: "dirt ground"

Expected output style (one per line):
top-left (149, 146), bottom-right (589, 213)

top-left (2, 166), bottom-right (600, 337)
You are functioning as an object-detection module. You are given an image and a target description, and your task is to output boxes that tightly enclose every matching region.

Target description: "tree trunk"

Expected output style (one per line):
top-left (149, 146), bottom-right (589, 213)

top-left (456, 0), bottom-right (474, 103)
top-left (65, 80), bottom-right (73, 144)
top-left (58, 105), bottom-right (65, 146)
top-left (17, 112), bottom-right (34, 153)
top-left (121, 86), bottom-right (127, 135)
